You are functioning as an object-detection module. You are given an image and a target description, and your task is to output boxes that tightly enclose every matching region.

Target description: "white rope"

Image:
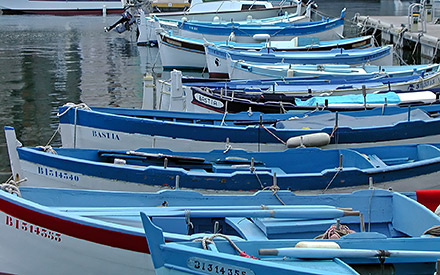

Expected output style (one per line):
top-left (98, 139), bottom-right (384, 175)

top-left (57, 102), bottom-right (91, 117)
top-left (0, 178), bottom-right (27, 197)
top-left (37, 145), bottom-right (57, 154)
top-left (45, 124), bottom-right (61, 147)
top-left (322, 167), bottom-right (342, 193)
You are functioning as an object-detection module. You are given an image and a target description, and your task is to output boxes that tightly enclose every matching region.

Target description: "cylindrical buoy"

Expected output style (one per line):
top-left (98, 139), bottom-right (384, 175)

top-left (252, 33), bottom-right (271, 42)
top-left (286, 133), bottom-right (331, 148)
top-left (295, 241), bottom-right (341, 249)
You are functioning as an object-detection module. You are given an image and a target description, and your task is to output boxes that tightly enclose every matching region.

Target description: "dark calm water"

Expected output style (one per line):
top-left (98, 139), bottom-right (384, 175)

top-left (0, 0), bottom-right (414, 182)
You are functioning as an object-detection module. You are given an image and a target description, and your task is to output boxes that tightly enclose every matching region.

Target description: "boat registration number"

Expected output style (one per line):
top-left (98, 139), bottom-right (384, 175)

top-left (188, 257), bottom-right (254, 275)
top-left (6, 215), bottom-right (62, 242)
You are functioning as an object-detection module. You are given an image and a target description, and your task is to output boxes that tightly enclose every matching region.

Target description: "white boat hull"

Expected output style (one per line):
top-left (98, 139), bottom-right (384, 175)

top-left (19, 159), bottom-right (168, 192)
top-left (13, 146), bottom-right (440, 194)
top-left (158, 34), bottom-right (206, 69)
top-left (137, 5), bottom-right (300, 45)
top-left (59, 124), bottom-right (285, 152)
top-left (59, 123), bottom-right (440, 153)
top-left (0, 210), bottom-right (152, 274)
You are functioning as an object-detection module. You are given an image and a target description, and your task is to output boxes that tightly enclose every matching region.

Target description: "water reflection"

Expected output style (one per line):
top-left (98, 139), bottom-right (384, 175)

top-left (0, 15), bottom-right (146, 181)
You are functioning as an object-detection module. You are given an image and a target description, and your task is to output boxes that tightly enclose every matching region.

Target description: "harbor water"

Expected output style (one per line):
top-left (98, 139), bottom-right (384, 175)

top-left (0, 0), bottom-right (425, 183)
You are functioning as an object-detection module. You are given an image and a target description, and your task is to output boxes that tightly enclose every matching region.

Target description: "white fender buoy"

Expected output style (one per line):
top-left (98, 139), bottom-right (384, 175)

top-left (252, 33), bottom-right (271, 42)
top-left (287, 133), bottom-right (331, 148)
top-left (295, 241), bottom-right (341, 249)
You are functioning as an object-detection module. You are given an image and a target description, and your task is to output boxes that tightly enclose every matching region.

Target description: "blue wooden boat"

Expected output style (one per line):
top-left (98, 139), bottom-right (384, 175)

top-left (227, 58), bottom-right (440, 79)
top-left (205, 43), bottom-right (394, 78)
top-left (6, 125), bottom-right (440, 192)
top-left (157, 30), bottom-right (374, 69)
top-left (142, 213), bottom-right (359, 275)
top-left (1, 186), bottom-right (440, 274)
top-left (140, 195), bottom-right (440, 275)
top-left (182, 67), bottom-right (440, 95)
top-left (174, 8), bottom-right (346, 43)
top-left (189, 87), bottom-right (440, 113)
top-left (53, 104), bottom-right (440, 152)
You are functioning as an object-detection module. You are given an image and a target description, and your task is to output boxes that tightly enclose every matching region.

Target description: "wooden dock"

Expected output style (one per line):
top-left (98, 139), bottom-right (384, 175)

top-left (353, 13), bottom-right (440, 64)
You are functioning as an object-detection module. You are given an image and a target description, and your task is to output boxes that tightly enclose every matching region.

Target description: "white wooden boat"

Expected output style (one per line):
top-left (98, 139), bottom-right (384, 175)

top-left (137, 0), bottom-right (304, 45)
top-left (8, 125), bottom-right (440, 192)
top-left (52, 103), bottom-right (440, 152)
top-left (2, 187), bottom-right (439, 274)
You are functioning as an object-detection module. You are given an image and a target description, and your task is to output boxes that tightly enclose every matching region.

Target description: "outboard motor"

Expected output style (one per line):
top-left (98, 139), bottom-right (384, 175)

top-left (105, 8), bottom-right (136, 34)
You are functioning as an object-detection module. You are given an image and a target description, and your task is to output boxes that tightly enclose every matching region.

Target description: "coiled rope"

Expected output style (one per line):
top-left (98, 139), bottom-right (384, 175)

top-left (423, 225), bottom-right (440, 236)
top-left (0, 177), bottom-right (26, 197)
top-left (315, 223), bottom-right (355, 239)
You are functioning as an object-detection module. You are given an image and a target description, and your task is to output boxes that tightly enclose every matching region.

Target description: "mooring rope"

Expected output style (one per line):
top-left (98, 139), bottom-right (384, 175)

top-left (45, 124), bottom-right (61, 147)
top-left (37, 145), bottom-right (57, 154)
top-left (321, 167), bottom-right (342, 193)
top-left (0, 178), bottom-right (26, 197)
top-left (259, 124), bottom-right (286, 145)
top-left (263, 183), bottom-right (286, 205)
top-left (57, 102), bottom-right (91, 117)
top-left (195, 233), bottom-right (242, 252)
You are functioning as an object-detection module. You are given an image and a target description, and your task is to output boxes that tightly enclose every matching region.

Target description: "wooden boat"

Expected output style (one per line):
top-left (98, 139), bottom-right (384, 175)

top-left (137, 0), bottom-right (303, 45)
top-left (175, 8), bottom-right (345, 43)
top-left (151, 1), bottom-right (309, 44)
top-left (7, 125), bottom-right (440, 192)
top-left (156, 1), bottom-right (311, 28)
top-left (53, 104), bottom-right (440, 152)
top-left (204, 44), bottom-right (394, 78)
top-left (0, 187), bottom-right (439, 274)
top-left (1, 186), bottom-right (440, 274)
top-left (184, 67), bottom-right (440, 95)
top-left (0, 0), bottom-right (124, 15)
top-left (227, 58), bottom-right (440, 79)
top-left (190, 87), bottom-right (440, 113)
top-left (157, 30), bottom-right (374, 69)
top-left (142, 213), bottom-right (358, 275)
top-left (140, 192), bottom-right (440, 275)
